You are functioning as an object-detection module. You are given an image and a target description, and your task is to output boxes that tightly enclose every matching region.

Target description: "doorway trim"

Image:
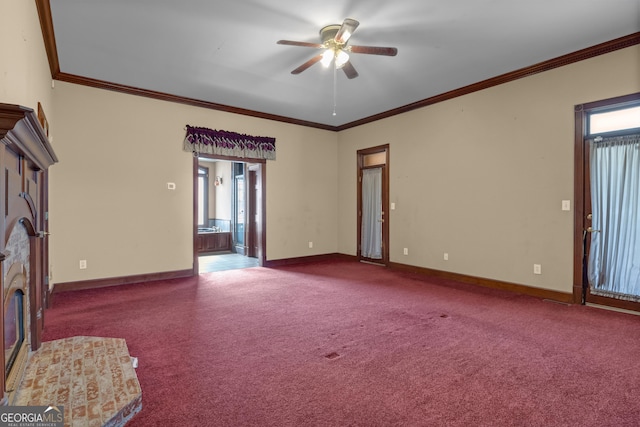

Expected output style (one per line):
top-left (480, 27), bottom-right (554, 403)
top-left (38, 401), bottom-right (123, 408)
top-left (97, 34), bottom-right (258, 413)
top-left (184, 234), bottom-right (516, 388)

top-left (573, 91), bottom-right (640, 308)
top-left (192, 154), bottom-right (267, 275)
top-left (357, 144), bottom-right (390, 265)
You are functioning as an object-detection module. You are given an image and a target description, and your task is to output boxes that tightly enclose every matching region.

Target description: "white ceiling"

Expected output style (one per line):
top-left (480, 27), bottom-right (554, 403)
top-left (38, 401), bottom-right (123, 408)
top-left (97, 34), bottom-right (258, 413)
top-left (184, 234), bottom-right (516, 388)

top-left (48, 0), bottom-right (639, 129)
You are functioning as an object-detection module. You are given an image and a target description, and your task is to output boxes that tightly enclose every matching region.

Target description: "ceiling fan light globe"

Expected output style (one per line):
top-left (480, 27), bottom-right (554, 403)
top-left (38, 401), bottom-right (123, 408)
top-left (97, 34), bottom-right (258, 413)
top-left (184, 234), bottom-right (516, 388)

top-left (321, 50), bottom-right (334, 67)
top-left (335, 50), bottom-right (350, 68)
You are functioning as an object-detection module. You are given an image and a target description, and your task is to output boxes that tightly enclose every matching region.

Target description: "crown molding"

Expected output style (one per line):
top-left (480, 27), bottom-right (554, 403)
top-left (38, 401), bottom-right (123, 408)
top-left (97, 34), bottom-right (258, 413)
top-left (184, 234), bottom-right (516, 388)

top-left (337, 32), bottom-right (640, 130)
top-left (54, 72), bottom-right (337, 131)
top-left (35, 1), bottom-right (639, 132)
top-left (35, 0), bottom-right (60, 77)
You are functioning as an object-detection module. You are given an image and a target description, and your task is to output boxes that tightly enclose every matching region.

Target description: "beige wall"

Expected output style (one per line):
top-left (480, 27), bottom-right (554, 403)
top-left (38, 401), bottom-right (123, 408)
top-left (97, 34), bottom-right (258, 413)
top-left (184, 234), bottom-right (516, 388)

top-left (0, 0), bottom-right (54, 123)
top-left (197, 159), bottom-right (234, 224)
top-left (49, 82), bottom-right (338, 283)
top-left (213, 161), bottom-right (232, 222)
top-left (338, 46), bottom-right (640, 294)
top-left (197, 159), bottom-right (219, 223)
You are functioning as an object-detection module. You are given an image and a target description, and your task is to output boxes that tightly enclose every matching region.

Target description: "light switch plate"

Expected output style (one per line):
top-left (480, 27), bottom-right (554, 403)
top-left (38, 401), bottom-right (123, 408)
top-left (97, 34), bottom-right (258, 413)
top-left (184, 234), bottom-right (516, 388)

top-left (561, 200), bottom-right (571, 211)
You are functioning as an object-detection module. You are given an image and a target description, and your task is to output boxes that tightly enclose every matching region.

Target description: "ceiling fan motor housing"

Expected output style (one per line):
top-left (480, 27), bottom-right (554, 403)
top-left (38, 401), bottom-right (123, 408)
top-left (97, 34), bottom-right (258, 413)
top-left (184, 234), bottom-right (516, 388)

top-left (320, 25), bottom-right (343, 47)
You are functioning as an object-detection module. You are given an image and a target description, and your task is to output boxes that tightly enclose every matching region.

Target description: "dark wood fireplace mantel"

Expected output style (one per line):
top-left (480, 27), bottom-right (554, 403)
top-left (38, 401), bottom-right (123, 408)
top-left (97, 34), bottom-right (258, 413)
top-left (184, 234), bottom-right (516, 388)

top-left (0, 103), bottom-right (58, 170)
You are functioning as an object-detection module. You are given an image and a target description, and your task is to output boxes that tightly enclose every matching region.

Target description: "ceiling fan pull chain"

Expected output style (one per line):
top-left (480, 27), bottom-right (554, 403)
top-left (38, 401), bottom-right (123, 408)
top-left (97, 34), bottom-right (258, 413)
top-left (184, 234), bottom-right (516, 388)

top-left (333, 65), bottom-right (338, 116)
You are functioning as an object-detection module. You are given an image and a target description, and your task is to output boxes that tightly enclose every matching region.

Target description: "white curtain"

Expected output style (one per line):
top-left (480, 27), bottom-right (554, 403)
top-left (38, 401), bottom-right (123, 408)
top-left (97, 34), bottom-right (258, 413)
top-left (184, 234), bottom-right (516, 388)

top-left (361, 167), bottom-right (382, 259)
top-left (588, 134), bottom-right (640, 301)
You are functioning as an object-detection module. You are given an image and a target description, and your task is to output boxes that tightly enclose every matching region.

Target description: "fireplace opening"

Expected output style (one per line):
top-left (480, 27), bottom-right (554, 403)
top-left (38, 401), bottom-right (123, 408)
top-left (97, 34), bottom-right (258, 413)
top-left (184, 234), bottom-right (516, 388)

top-left (3, 260), bottom-right (29, 404)
top-left (5, 289), bottom-right (25, 378)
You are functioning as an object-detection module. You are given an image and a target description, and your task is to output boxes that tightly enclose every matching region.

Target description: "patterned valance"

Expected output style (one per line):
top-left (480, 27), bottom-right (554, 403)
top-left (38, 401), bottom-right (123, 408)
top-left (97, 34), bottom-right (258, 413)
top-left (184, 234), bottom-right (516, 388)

top-left (184, 125), bottom-right (276, 160)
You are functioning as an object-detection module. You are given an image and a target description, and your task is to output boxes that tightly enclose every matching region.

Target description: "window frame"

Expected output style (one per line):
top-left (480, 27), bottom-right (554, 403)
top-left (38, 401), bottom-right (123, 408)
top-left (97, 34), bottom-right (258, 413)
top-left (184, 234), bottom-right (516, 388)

top-left (198, 166), bottom-right (209, 228)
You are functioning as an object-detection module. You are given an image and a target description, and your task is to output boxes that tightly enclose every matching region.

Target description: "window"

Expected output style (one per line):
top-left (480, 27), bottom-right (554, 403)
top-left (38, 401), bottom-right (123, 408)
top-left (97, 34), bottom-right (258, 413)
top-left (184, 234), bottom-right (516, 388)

top-left (588, 105), bottom-right (640, 136)
top-left (233, 163), bottom-right (245, 246)
top-left (198, 166), bottom-right (209, 227)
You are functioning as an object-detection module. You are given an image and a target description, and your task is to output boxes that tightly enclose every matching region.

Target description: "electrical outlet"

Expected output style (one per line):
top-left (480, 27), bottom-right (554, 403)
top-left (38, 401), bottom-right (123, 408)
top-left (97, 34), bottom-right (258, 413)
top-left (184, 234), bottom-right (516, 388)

top-left (403, 248), bottom-right (408, 255)
top-left (444, 253), bottom-right (449, 261)
top-left (79, 260), bottom-right (87, 270)
top-left (533, 264), bottom-right (542, 275)
top-left (308, 241), bottom-right (313, 248)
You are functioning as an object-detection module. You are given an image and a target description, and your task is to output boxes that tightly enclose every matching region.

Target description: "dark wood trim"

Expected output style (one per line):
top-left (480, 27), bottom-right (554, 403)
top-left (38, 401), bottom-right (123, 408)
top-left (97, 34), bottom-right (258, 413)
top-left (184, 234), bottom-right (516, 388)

top-left (263, 253), bottom-right (356, 268)
top-left (573, 103), bottom-right (586, 304)
top-left (337, 32), bottom-right (640, 131)
top-left (35, 1), bottom-right (639, 134)
top-left (586, 294), bottom-right (640, 313)
top-left (0, 104), bottom-right (58, 171)
top-left (40, 166), bottom-right (51, 312)
top-left (193, 155), bottom-right (267, 271)
top-left (192, 156), bottom-right (199, 275)
top-left (388, 261), bottom-right (573, 304)
top-left (35, 0), bottom-right (60, 77)
top-left (578, 92), bottom-right (640, 112)
top-left (28, 230), bottom-right (42, 350)
top-left (357, 145), bottom-right (390, 266)
top-left (264, 254), bottom-right (573, 303)
top-left (51, 269), bottom-right (194, 294)
top-left (247, 163), bottom-right (266, 262)
top-left (253, 162), bottom-right (267, 264)
top-left (0, 105), bottom-right (26, 140)
top-left (55, 72), bottom-right (336, 131)
top-left (573, 91), bottom-right (640, 311)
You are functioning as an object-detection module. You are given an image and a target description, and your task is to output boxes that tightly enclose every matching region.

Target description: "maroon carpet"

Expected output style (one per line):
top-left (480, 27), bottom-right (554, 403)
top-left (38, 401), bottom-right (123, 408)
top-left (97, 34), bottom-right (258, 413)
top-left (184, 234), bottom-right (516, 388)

top-left (43, 260), bottom-right (640, 426)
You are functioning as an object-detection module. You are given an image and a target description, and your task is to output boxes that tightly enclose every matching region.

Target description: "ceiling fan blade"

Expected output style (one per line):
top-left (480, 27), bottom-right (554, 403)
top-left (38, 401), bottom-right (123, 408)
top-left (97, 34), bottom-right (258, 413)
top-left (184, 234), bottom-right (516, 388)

top-left (334, 18), bottom-right (359, 44)
top-left (348, 45), bottom-right (398, 56)
top-left (277, 40), bottom-right (324, 49)
top-left (341, 61), bottom-right (359, 79)
top-left (291, 54), bottom-right (324, 74)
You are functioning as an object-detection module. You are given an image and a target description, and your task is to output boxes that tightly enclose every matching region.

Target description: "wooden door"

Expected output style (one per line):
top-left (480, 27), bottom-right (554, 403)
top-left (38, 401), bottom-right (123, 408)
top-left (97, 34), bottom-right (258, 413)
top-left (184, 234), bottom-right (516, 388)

top-left (248, 164), bottom-right (264, 263)
top-left (247, 168), bottom-right (258, 258)
top-left (574, 93), bottom-right (640, 311)
top-left (357, 145), bottom-right (389, 265)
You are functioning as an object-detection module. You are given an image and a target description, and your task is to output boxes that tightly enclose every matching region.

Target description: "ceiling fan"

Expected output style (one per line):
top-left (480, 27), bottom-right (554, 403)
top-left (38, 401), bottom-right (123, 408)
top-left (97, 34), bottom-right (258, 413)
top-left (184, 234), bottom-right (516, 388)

top-left (277, 18), bottom-right (397, 79)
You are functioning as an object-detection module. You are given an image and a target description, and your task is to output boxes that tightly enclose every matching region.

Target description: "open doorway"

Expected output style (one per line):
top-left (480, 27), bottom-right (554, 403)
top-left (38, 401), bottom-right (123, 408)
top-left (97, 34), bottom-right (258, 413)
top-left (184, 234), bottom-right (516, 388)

top-left (193, 155), bottom-right (266, 273)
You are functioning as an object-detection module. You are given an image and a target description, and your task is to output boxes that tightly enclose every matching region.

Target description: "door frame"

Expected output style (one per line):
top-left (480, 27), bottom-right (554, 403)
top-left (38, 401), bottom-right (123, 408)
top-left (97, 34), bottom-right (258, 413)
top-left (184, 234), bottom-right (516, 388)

top-left (192, 155), bottom-right (266, 275)
top-left (246, 165), bottom-right (261, 259)
top-left (232, 164), bottom-right (246, 255)
top-left (573, 92), bottom-right (640, 309)
top-left (357, 144), bottom-right (390, 265)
